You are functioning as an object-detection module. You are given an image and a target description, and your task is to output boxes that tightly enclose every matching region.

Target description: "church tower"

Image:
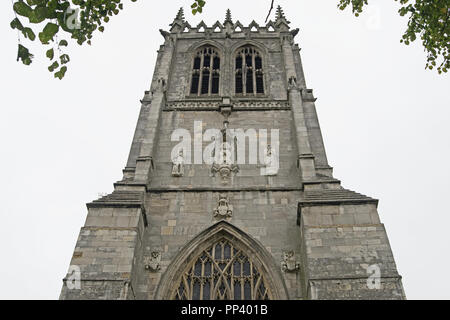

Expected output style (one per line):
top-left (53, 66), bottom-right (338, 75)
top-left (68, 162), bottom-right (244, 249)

top-left (60, 7), bottom-right (405, 300)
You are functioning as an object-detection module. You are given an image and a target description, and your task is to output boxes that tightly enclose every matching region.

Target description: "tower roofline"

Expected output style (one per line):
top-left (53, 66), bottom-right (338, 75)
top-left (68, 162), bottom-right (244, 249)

top-left (166, 7), bottom-right (292, 35)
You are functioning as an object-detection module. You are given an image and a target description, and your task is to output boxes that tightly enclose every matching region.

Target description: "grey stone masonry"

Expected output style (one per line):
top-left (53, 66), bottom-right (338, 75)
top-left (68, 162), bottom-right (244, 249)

top-left (60, 7), bottom-right (405, 300)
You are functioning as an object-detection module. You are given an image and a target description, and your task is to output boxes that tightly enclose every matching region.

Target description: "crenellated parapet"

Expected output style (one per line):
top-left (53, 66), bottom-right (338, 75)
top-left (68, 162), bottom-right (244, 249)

top-left (164, 7), bottom-right (298, 40)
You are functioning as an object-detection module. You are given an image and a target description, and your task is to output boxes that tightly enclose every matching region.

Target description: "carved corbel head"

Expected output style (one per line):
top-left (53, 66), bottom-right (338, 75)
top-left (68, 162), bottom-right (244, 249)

top-left (145, 251), bottom-right (161, 272)
top-left (281, 251), bottom-right (300, 273)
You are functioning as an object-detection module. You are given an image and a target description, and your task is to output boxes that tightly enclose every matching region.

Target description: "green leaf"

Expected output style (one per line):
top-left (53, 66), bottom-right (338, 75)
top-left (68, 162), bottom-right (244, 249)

top-left (38, 22), bottom-right (59, 44)
top-left (46, 48), bottom-right (54, 60)
top-left (60, 54), bottom-right (70, 65)
top-left (28, 6), bottom-right (48, 24)
top-left (10, 18), bottom-right (24, 31)
top-left (26, 0), bottom-right (46, 5)
top-left (59, 39), bottom-right (68, 47)
top-left (13, 1), bottom-right (32, 18)
top-left (54, 66), bottom-right (67, 80)
top-left (48, 61), bottom-right (59, 72)
top-left (22, 27), bottom-right (36, 41)
top-left (17, 44), bottom-right (33, 65)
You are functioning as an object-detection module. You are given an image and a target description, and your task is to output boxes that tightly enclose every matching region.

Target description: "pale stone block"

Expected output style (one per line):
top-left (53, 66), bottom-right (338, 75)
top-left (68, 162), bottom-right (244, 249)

top-left (161, 226), bottom-right (174, 236)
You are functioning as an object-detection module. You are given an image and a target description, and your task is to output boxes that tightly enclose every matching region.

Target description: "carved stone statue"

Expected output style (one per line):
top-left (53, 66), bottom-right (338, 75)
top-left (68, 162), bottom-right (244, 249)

top-left (145, 252), bottom-right (161, 272)
top-left (288, 76), bottom-right (298, 90)
top-left (211, 122), bottom-right (239, 184)
top-left (171, 150), bottom-right (185, 177)
top-left (262, 144), bottom-right (279, 176)
top-left (281, 251), bottom-right (300, 273)
top-left (213, 194), bottom-right (233, 219)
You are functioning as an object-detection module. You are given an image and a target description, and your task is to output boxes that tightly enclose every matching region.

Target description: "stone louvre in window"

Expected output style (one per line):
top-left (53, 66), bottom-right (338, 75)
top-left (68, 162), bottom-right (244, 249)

top-left (190, 47), bottom-right (221, 96)
top-left (235, 46), bottom-right (264, 96)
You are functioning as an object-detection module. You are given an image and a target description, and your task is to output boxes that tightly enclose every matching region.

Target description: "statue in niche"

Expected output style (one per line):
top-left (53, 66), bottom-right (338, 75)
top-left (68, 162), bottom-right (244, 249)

top-left (213, 194), bottom-right (233, 219)
top-left (281, 251), bottom-right (300, 273)
top-left (211, 121), bottom-right (239, 184)
top-left (288, 75), bottom-right (298, 90)
top-left (261, 144), bottom-right (279, 176)
top-left (172, 150), bottom-right (185, 177)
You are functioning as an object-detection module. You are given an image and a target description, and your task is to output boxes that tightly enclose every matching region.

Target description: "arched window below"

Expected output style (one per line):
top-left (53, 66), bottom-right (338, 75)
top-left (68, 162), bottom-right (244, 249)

top-left (172, 238), bottom-right (271, 300)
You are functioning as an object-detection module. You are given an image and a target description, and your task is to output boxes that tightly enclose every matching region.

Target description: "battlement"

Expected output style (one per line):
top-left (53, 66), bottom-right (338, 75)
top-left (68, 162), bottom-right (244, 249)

top-left (165, 6), bottom-right (298, 38)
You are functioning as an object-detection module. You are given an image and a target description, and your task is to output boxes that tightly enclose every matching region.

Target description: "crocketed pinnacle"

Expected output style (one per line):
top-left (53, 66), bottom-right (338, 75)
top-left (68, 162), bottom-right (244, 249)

top-left (274, 5), bottom-right (290, 26)
top-left (275, 5), bottom-right (285, 21)
top-left (224, 9), bottom-right (233, 25)
top-left (173, 7), bottom-right (185, 23)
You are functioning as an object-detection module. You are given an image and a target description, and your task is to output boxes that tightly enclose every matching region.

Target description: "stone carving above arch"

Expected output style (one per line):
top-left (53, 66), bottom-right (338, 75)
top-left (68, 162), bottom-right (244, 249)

top-left (155, 221), bottom-right (289, 300)
top-left (213, 194), bottom-right (233, 220)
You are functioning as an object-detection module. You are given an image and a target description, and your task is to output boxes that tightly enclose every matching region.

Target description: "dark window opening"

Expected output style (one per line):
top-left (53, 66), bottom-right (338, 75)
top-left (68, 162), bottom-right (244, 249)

top-left (245, 54), bottom-right (252, 67)
top-left (203, 55), bottom-right (211, 68)
top-left (255, 56), bottom-right (262, 70)
top-left (212, 73), bottom-right (220, 94)
top-left (236, 56), bottom-right (242, 69)
top-left (235, 73), bottom-right (243, 94)
top-left (201, 71), bottom-right (210, 94)
top-left (213, 57), bottom-right (220, 70)
top-left (256, 74), bottom-right (264, 94)
top-left (246, 70), bottom-right (254, 94)
top-left (193, 57), bottom-right (201, 70)
top-left (190, 74), bottom-right (199, 94)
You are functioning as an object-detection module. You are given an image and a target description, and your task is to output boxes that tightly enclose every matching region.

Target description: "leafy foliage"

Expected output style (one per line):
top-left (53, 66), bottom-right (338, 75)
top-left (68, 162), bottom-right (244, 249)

top-left (10, 0), bottom-right (138, 79)
top-left (339, 0), bottom-right (449, 73)
top-left (191, 0), bottom-right (206, 15)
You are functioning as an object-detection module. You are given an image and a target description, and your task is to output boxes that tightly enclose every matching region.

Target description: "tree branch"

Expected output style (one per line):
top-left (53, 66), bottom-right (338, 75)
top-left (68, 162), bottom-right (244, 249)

top-left (265, 0), bottom-right (275, 23)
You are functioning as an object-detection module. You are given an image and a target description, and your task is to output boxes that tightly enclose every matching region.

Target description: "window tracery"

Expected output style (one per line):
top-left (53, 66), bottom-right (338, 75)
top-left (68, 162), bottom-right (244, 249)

top-left (235, 46), bottom-right (264, 95)
top-left (190, 47), bottom-right (221, 96)
top-left (172, 238), bottom-right (271, 300)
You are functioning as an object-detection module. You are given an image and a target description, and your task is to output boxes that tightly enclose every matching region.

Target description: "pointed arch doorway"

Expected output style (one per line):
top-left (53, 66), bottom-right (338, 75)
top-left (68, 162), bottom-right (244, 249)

top-left (155, 221), bottom-right (288, 300)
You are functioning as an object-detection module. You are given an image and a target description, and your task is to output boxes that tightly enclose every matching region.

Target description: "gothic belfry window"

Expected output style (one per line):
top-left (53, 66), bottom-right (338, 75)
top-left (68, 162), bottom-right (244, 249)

top-left (172, 238), bottom-right (271, 300)
top-left (235, 46), bottom-right (264, 95)
top-left (190, 47), bottom-right (221, 96)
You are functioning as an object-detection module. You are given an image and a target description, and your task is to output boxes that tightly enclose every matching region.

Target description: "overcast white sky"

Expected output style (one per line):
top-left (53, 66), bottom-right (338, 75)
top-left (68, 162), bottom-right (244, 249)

top-left (0, 0), bottom-right (449, 300)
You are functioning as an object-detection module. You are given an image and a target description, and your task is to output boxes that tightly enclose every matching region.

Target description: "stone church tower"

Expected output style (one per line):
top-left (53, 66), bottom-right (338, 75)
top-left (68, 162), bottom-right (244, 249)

top-left (60, 7), bottom-right (405, 300)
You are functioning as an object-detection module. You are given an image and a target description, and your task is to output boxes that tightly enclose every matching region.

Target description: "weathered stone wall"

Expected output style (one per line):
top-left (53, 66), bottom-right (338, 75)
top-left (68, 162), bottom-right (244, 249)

top-left (149, 110), bottom-right (301, 189)
top-left (308, 278), bottom-right (404, 300)
top-left (300, 203), bottom-right (405, 300)
top-left (60, 206), bottom-right (146, 300)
